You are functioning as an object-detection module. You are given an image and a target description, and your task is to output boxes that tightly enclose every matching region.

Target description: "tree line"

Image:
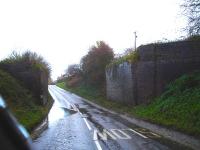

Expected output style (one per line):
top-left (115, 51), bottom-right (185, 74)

top-left (182, 0), bottom-right (200, 35)
top-left (63, 41), bottom-right (114, 93)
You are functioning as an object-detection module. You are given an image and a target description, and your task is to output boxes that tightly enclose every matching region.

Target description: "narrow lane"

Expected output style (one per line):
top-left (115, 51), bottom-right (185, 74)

top-left (33, 85), bottom-right (190, 150)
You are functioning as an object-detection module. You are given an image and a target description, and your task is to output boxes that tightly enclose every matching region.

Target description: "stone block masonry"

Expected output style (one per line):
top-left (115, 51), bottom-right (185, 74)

top-left (106, 62), bottom-right (135, 105)
top-left (106, 40), bottom-right (200, 105)
top-left (0, 62), bottom-right (48, 105)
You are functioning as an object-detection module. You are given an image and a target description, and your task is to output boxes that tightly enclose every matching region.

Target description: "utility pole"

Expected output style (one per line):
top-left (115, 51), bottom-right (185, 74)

top-left (134, 32), bottom-right (137, 51)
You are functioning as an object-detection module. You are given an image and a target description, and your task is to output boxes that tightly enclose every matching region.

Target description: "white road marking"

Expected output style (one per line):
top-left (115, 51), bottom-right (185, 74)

top-left (83, 118), bottom-right (92, 131)
top-left (71, 103), bottom-right (79, 111)
top-left (110, 129), bottom-right (131, 139)
top-left (149, 132), bottom-right (161, 138)
top-left (51, 86), bottom-right (152, 150)
top-left (94, 140), bottom-right (103, 150)
top-left (49, 87), bottom-right (72, 108)
top-left (48, 87), bottom-right (60, 103)
top-left (93, 130), bottom-right (98, 141)
top-left (51, 86), bottom-right (79, 110)
top-left (50, 86), bottom-right (103, 150)
top-left (128, 128), bottom-right (148, 138)
top-left (93, 129), bottom-right (117, 141)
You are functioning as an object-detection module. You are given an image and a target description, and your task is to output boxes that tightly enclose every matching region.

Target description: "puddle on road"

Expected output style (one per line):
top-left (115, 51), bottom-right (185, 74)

top-left (79, 107), bottom-right (105, 132)
top-left (33, 98), bottom-right (78, 140)
top-left (48, 101), bottom-right (76, 125)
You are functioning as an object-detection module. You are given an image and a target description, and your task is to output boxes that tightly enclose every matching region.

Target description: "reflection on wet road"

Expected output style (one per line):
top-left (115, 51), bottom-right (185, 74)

top-left (33, 85), bottom-right (190, 150)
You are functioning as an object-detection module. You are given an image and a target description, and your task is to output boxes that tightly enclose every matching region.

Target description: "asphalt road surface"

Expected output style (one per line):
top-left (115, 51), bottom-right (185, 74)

top-left (33, 85), bottom-right (191, 150)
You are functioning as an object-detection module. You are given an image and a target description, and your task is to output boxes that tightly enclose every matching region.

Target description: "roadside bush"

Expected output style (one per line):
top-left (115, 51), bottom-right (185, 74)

top-left (67, 75), bottom-right (83, 87)
top-left (0, 51), bottom-right (51, 77)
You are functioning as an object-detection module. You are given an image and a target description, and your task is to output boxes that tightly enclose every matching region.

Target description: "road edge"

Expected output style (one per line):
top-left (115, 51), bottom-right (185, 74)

top-left (31, 117), bottom-right (48, 140)
top-left (71, 93), bottom-right (200, 150)
top-left (31, 92), bottom-right (54, 140)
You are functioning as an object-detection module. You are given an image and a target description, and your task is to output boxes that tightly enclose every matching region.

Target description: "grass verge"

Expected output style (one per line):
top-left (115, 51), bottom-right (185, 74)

top-left (57, 72), bottom-right (200, 137)
top-left (56, 82), bottom-right (132, 113)
top-left (0, 69), bottom-right (53, 132)
top-left (12, 94), bottom-right (53, 132)
top-left (134, 72), bottom-right (200, 137)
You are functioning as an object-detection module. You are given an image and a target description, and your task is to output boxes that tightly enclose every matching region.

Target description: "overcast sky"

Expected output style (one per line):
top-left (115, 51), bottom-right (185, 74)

top-left (0, 0), bottom-right (187, 80)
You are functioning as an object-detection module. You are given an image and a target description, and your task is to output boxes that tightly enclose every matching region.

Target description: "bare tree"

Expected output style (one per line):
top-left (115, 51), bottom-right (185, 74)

top-left (182, 0), bottom-right (200, 35)
top-left (66, 64), bottom-right (81, 77)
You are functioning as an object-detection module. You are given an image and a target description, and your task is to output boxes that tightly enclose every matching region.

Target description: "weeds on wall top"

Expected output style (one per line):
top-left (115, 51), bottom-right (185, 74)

top-left (106, 50), bottom-right (139, 68)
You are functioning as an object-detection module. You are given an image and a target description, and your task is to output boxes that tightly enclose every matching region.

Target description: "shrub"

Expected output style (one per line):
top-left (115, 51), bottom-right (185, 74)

top-left (107, 50), bottom-right (139, 68)
top-left (185, 35), bottom-right (200, 41)
top-left (0, 51), bottom-right (51, 77)
top-left (67, 75), bottom-right (83, 87)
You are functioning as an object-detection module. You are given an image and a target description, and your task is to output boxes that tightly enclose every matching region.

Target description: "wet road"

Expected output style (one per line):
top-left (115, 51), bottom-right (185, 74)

top-left (33, 85), bottom-right (190, 150)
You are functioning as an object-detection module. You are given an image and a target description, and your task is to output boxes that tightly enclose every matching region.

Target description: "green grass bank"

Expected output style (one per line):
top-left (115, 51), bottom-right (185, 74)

top-left (0, 69), bottom-right (53, 132)
top-left (57, 72), bottom-right (200, 137)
